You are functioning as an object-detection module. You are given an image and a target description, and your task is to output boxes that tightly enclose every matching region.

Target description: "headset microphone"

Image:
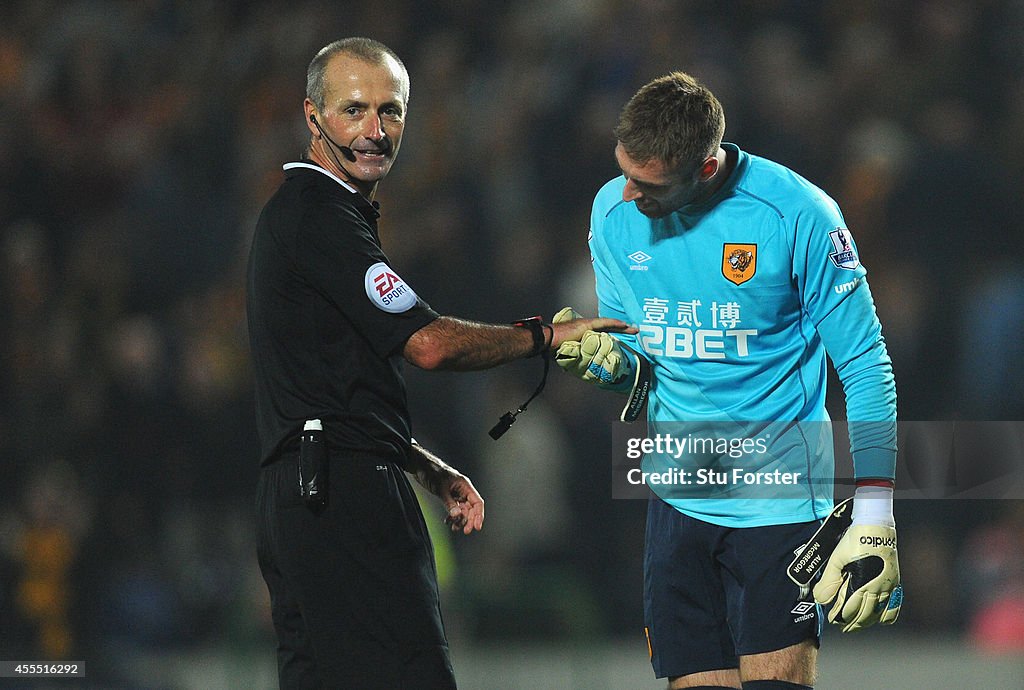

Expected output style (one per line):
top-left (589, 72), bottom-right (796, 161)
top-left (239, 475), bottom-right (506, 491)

top-left (309, 113), bottom-right (357, 163)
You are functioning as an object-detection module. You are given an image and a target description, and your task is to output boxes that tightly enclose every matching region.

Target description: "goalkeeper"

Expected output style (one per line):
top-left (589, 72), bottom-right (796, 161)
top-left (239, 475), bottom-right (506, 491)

top-left (556, 72), bottom-right (900, 690)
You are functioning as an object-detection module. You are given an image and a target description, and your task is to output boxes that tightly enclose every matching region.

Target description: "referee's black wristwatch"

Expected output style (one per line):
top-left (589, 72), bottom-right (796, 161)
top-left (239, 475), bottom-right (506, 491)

top-left (512, 316), bottom-right (553, 358)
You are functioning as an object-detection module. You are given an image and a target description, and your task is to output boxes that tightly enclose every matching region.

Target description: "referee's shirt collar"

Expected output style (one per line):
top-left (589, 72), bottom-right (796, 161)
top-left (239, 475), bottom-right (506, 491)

top-left (283, 160), bottom-right (381, 220)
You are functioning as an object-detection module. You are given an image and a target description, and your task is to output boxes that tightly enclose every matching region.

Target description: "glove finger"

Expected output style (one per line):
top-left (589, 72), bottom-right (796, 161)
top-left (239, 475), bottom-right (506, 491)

top-left (879, 584), bottom-right (903, 625)
top-left (580, 332), bottom-right (614, 383)
top-left (579, 331), bottom-right (609, 359)
top-left (590, 340), bottom-right (628, 384)
top-left (555, 340), bottom-right (581, 363)
top-left (552, 306), bottom-right (581, 324)
top-left (826, 575), bottom-right (851, 624)
top-left (812, 568), bottom-right (844, 606)
top-left (602, 350), bottom-right (623, 374)
top-left (597, 351), bottom-right (627, 383)
top-left (555, 341), bottom-right (589, 377)
top-left (841, 591), bottom-right (881, 633)
top-left (575, 334), bottom-right (601, 382)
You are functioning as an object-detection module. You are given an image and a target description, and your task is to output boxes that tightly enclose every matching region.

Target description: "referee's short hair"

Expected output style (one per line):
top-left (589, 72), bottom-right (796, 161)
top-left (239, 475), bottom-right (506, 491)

top-left (306, 37), bottom-right (410, 111)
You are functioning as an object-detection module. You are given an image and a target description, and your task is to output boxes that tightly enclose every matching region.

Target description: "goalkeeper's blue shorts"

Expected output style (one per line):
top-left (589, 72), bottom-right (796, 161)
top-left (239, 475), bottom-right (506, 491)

top-left (643, 496), bottom-right (824, 679)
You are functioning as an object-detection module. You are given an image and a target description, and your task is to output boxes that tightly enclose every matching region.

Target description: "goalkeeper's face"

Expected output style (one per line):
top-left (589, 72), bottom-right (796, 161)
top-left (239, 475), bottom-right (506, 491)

top-left (615, 143), bottom-right (706, 218)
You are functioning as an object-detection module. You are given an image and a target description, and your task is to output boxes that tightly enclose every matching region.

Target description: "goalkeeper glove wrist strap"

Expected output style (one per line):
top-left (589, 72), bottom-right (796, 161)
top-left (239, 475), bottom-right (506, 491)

top-left (851, 484), bottom-right (895, 527)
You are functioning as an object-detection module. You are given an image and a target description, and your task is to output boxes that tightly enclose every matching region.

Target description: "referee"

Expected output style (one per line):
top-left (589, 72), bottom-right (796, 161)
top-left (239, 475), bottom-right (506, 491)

top-left (245, 37), bottom-right (632, 689)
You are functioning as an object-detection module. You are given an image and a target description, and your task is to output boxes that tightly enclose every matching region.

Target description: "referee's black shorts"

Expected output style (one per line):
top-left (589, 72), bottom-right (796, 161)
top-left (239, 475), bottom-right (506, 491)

top-left (256, 449), bottom-right (455, 689)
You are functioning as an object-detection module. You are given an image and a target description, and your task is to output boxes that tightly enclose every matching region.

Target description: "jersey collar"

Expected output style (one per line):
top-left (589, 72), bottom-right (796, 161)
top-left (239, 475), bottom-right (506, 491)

top-left (715, 143), bottom-right (747, 199)
top-left (674, 143), bottom-right (748, 218)
top-left (283, 161), bottom-right (359, 194)
top-left (283, 160), bottom-right (381, 220)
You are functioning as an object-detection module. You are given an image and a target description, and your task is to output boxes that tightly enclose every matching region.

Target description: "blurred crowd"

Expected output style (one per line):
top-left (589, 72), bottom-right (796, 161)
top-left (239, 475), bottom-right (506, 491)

top-left (2, 0), bottom-right (1023, 682)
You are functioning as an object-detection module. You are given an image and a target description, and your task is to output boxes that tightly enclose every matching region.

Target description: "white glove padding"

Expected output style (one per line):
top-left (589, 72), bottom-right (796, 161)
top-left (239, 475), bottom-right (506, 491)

top-left (813, 524), bottom-right (902, 632)
top-left (552, 307), bottom-right (630, 386)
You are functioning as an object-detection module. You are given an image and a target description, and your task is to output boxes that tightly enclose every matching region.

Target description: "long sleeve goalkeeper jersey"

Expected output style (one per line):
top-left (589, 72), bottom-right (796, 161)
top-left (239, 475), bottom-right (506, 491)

top-left (590, 143), bottom-right (896, 527)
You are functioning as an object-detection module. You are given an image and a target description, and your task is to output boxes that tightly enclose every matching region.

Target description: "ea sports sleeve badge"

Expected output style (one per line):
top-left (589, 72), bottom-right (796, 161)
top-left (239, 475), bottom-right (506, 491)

top-left (364, 261), bottom-right (418, 313)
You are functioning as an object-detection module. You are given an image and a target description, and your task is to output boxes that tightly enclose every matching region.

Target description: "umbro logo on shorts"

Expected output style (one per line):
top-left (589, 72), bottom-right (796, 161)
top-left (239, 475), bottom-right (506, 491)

top-left (791, 600), bottom-right (816, 623)
top-left (791, 601), bottom-right (815, 616)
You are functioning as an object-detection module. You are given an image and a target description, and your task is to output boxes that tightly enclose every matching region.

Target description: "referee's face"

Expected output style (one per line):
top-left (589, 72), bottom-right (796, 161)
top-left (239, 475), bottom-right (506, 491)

top-left (615, 143), bottom-right (704, 218)
top-left (318, 54), bottom-right (408, 187)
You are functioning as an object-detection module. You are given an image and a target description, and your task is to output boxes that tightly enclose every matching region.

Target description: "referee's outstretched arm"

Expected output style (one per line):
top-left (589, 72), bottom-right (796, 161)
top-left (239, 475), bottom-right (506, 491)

top-left (403, 314), bottom-right (636, 371)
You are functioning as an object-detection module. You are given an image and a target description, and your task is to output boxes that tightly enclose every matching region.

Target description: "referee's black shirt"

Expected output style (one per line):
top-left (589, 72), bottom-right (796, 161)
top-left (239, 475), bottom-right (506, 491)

top-left (246, 162), bottom-right (438, 465)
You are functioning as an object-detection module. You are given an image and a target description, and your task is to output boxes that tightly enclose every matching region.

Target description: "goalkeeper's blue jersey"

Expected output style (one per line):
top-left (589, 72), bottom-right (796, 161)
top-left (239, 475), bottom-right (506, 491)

top-left (590, 144), bottom-right (896, 527)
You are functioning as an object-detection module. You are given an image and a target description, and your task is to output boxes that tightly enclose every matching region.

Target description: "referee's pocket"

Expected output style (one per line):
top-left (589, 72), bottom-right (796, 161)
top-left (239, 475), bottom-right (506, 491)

top-left (332, 457), bottom-right (424, 556)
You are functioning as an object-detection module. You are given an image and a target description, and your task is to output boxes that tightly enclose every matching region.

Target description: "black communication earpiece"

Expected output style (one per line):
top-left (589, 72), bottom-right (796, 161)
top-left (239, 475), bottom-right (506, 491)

top-left (308, 112), bottom-right (357, 163)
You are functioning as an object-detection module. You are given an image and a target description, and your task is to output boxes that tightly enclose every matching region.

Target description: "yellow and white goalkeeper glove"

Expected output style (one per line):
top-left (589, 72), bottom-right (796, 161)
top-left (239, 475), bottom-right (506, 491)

top-left (813, 486), bottom-right (902, 632)
top-left (552, 307), bottom-right (632, 386)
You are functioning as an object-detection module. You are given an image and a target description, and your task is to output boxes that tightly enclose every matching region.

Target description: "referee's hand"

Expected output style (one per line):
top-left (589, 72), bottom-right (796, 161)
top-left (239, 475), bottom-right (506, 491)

top-left (409, 442), bottom-right (485, 534)
top-left (548, 311), bottom-right (637, 351)
top-left (441, 473), bottom-right (485, 535)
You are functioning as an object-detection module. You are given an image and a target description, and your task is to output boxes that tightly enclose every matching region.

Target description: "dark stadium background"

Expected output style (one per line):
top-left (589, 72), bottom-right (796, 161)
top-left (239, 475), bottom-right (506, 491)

top-left (1, 1), bottom-right (1022, 687)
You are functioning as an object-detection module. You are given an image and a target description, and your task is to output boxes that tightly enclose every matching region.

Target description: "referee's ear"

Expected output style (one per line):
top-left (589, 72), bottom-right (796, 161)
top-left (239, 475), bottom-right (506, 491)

top-left (303, 99), bottom-right (320, 138)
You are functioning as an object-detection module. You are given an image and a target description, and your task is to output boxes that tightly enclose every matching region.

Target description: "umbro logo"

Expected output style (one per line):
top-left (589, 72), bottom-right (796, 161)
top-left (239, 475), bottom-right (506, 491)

top-left (791, 600), bottom-right (816, 623)
top-left (628, 250), bottom-right (652, 271)
top-left (791, 601), bottom-right (815, 616)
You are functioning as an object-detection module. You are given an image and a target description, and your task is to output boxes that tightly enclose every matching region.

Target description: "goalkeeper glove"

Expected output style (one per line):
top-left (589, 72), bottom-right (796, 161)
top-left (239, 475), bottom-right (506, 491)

top-left (813, 505), bottom-right (902, 632)
top-left (552, 307), bottom-right (632, 386)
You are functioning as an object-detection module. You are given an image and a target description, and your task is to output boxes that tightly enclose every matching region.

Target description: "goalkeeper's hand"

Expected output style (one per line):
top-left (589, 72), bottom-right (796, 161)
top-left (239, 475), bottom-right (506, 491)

top-left (813, 523), bottom-right (902, 632)
top-left (552, 307), bottom-right (632, 386)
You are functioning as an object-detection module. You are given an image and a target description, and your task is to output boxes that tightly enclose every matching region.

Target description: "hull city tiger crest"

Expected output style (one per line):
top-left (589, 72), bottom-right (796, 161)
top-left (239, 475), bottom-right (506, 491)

top-left (722, 243), bottom-right (757, 285)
